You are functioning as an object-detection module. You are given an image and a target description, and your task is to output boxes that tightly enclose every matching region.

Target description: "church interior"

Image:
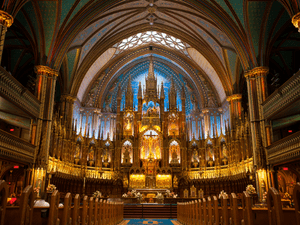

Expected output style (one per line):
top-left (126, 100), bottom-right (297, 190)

top-left (0, 0), bottom-right (300, 224)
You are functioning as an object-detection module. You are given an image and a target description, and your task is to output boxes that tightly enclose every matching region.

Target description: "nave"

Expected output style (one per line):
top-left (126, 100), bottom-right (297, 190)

top-left (1, 179), bottom-right (300, 225)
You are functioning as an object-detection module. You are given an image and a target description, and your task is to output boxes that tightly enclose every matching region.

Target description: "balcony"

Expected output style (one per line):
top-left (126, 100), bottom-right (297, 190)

top-left (267, 130), bottom-right (300, 165)
top-left (263, 71), bottom-right (300, 120)
top-left (0, 66), bottom-right (40, 118)
top-left (0, 129), bottom-right (35, 164)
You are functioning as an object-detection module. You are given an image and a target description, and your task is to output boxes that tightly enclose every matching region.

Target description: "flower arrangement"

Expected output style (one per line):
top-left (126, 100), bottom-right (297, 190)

top-left (218, 190), bottom-right (228, 199)
top-left (262, 192), bottom-right (267, 202)
top-left (166, 190), bottom-right (177, 198)
top-left (283, 192), bottom-right (291, 199)
top-left (93, 190), bottom-right (102, 198)
top-left (135, 192), bottom-right (143, 201)
top-left (246, 184), bottom-right (256, 194)
top-left (156, 192), bottom-right (164, 200)
top-left (33, 187), bottom-right (40, 193)
top-left (122, 189), bottom-right (138, 198)
top-left (46, 184), bottom-right (56, 192)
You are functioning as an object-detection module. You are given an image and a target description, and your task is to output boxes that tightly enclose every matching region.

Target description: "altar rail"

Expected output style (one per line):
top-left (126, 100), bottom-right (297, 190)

top-left (0, 180), bottom-right (123, 225)
top-left (177, 184), bottom-right (300, 225)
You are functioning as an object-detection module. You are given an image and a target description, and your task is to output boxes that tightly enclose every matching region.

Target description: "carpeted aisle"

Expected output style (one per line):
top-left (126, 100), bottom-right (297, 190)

top-left (119, 219), bottom-right (181, 225)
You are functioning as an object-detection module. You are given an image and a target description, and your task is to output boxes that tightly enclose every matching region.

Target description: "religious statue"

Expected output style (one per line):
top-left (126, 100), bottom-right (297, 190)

top-left (155, 146), bottom-right (161, 159)
top-left (173, 176), bottom-right (178, 188)
top-left (122, 145), bottom-right (131, 164)
top-left (88, 146), bottom-right (94, 161)
top-left (74, 144), bottom-right (80, 164)
top-left (222, 143), bottom-right (227, 158)
top-left (170, 144), bottom-right (179, 164)
top-left (141, 146), bottom-right (145, 159)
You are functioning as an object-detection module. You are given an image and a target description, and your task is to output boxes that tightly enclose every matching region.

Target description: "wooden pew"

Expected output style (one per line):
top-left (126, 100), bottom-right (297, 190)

top-left (102, 200), bottom-right (107, 225)
top-left (62, 192), bottom-right (72, 225)
top-left (221, 195), bottom-right (229, 225)
top-left (88, 197), bottom-right (94, 225)
top-left (207, 197), bottom-right (213, 225)
top-left (48, 190), bottom-right (60, 225)
top-left (82, 195), bottom-right (88, 225)
top-left (293, 183), bottom-right (300, 225)
top-left (267, 187), bottom-right (284, 225)
top-left (0, 180), bottom-right (8, 225)
top-left (98, 199), bottom-right (103, 225)
top-left (212, 196), bottom-right (219, 225)
top-left (94, 198), bottom-right (99, 225)
top-left (194, 200), bottom-right (198, 225)
top-left (19, 185), bottom-right (35, 225)
top-left (198, 199), bottom-right (203, 225)
top-left (241, 191), bottom-right (253, 225)
top-left (72, 194), bottom-right (80, 225)
top-left (203, 198), bottom-right (208, 225)
top-left (230, 193), bottom-right (239, 225)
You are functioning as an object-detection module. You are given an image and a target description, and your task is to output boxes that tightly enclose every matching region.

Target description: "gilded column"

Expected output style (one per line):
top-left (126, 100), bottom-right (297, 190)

top-left (34, 66), bottom-right (59, 167)
top-left (0, 10), bottom-right (13, 64)
top-left (245, 67), bottom-right (269, 169)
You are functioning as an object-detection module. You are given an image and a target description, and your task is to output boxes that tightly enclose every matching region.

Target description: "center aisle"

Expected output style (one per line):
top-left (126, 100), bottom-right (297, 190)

top-left (121, 219), bottom-right (181, 225)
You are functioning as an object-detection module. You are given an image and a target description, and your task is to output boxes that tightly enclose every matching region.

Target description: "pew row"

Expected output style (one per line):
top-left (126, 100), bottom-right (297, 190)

top-left (178, 185), bottom-right (300, 225)
top-left (0, 180), bottom-right (124, 225)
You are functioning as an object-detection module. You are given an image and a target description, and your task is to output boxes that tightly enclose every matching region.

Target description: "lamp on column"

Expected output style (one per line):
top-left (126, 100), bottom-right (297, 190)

top-left (292, 12), bottom-right (300, 33)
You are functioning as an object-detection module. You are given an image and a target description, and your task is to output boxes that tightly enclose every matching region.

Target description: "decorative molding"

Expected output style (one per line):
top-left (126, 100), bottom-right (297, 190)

top-left (292, 12), bottom-right (300, 32)
top-left (244, 67), bottom-right (269, 78)
top-left (0, 129), bottom-right (35, 164)
top-left (0, 67), bottom-right (40, 118)
top-left (263, 71), bottom-right (300, 119)
top-left (226, 94), bottom-right (242, 102)
top-left (34, 65), bottom-right (59, 77)
top-left (267, 131), bottom-right (300, 165)
top-left (0, 10), bottom-right (13, 27)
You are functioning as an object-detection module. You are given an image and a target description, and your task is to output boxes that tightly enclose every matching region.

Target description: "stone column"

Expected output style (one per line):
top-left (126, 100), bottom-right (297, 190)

top-left (33, 66), bottom-right (58, 196)
top-left (34, 66), bottom-right (58, 166)
top-left (244, 67), bottom-right (269, 168)
top-left (0, 10), bottom-right (13, 64)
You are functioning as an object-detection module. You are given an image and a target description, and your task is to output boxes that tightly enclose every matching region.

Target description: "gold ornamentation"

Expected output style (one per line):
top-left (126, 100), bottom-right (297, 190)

top-left (292, 12), bottom-right (300, 32)
top-left (244, 67), bottom-right (269, 78)
top-left (226, 94), bottom-right (242, 102)
top-left (0, 10), bottom-right (13, 27)
top-left (34, 65), bottom-right (59, 77)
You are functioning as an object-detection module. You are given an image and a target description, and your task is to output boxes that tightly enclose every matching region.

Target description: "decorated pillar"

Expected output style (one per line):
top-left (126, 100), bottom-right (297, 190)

top-left (0, 10), bottom-right (13, 64)
top-left (245, 67), bottom-right (269, 199)
top-left (33, 65), bottom-right (58, 196)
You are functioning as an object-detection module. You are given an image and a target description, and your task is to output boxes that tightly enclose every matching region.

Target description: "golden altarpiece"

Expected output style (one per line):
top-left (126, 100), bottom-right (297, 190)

top-left (47, 59), bottom-right (255, 198)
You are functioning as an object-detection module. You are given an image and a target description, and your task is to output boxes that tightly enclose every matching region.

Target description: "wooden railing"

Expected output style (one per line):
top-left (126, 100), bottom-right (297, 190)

top-left (178, 184), bottom-right (300, 225)
top-left (0, 180), bottom-right (124, 225)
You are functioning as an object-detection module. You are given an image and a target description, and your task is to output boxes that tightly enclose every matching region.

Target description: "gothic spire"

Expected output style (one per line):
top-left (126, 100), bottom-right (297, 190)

top-left (148, 55), bottom-right (155, 79)
top-left (138, 81), bottom-right (143, 98)
top-left (160, 81), bottom-right (165, 99)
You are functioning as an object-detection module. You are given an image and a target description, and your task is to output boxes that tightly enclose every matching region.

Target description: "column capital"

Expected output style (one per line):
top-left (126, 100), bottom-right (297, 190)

top-left (202, 109), bottom-right (210, 114)
top-left (34, 65), bottom-right (59, 77)
top-left (292, 12), bottom-right (300, 32)
top-left (226, 94), bottom-right (242, 102)
top-left (0, 10), bottom-right (13, 27)
top-left (244, 66), bottom-right (269, 78)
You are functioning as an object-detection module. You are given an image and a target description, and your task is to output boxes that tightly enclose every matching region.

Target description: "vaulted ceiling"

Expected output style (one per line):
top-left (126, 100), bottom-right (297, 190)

top-left (2, 0), bottom-right (300, 111)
